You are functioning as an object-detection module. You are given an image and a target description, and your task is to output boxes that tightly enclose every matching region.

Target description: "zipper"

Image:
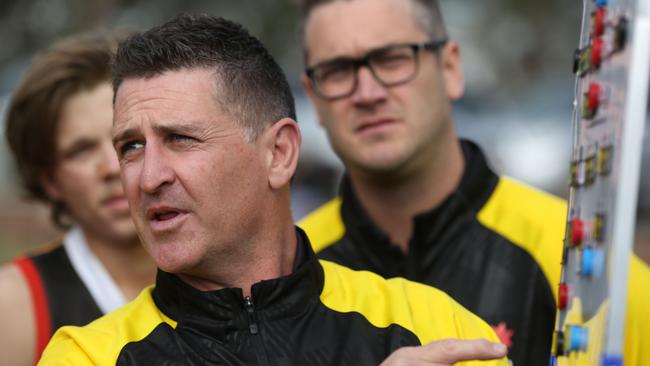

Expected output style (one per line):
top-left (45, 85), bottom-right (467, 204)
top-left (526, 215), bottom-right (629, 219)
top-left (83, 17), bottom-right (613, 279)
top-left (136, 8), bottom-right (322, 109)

top-left (244, 296), bottom-right (259, 334)
top-left (244, 296), bottom-right (271, 365)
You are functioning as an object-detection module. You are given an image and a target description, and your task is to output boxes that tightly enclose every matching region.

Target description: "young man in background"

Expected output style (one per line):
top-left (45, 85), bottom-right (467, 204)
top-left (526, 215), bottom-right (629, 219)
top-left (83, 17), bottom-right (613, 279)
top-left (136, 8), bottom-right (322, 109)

top-left (0, 30), bottom-right (156, 365)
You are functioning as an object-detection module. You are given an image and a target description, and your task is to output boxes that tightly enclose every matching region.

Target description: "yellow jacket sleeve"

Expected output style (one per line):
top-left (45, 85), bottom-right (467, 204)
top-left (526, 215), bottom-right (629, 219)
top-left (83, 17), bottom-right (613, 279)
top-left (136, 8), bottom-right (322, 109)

top-left (319, 260), bottom-right (509, 366)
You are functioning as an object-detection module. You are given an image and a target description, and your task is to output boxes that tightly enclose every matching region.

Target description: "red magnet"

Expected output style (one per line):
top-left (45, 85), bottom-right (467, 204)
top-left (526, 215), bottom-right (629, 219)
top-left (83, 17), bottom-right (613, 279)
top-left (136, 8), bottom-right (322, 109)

top-left (570, 218), bottom-right (584, 246)
top-left (558, 283), bottom-right (570, 310)
top-left (593, 8), bottom-right (606, 36)
top-left (588, 82), bottom-right (601, 111)
top-left (591, 37), bottom-right (604, 68)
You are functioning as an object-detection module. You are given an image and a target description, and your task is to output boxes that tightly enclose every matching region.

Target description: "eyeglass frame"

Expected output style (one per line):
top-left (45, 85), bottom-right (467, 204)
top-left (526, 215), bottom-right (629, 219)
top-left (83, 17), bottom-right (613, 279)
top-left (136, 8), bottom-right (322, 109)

top-left (305, 38), bottom-right (449, 100)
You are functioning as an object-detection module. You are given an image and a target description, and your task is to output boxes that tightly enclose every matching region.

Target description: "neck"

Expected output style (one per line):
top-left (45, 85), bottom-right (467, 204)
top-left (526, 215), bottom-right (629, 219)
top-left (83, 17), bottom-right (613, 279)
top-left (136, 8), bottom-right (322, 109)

top-left (178, 203), bottom-right (298, 298)
top-left (83, 232), bottom-right (157, 301)
top-left (178, 227), bottom-right (297, 298)
top-left (349, 139), bottom-right (465, 252)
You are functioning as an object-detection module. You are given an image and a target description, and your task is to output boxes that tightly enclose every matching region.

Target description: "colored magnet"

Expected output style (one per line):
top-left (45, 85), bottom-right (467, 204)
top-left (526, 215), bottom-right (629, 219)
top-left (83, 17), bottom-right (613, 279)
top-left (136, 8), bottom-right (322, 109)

top-left (593, 8), bottom-right (606, 36)
top-left (601, 354), bottom-right (623, 366)
top-left (568, 325), bottom-right (588, 351)
top-left (570, 219), bottom-right (584, 246)
top-left (591, 37), bottom-right (603, 68)
top-left (593, 213), bottom-right (606, 242)
top-left (581, 247), bottom-right (605, 277)
top-left (597, 145), bottom-right (613, 175)
top-left (588, 82), bottom-right (601, 111)
top-left (558, 283), bottom-right (570, 310)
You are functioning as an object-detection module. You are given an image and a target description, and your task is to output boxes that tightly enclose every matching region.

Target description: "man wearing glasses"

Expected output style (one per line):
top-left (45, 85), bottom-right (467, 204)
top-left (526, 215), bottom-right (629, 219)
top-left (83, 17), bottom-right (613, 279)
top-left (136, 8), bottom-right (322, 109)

top-left (298, 1), bottom-right (650, 365)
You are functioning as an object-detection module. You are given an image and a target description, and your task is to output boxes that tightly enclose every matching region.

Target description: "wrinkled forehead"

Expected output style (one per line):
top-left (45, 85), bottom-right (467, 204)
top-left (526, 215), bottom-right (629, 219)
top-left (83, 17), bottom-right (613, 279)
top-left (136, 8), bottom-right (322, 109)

top-left (112, 69), bottom-right (223, 135)
top-left (303, 0), bottom-right (428, 64)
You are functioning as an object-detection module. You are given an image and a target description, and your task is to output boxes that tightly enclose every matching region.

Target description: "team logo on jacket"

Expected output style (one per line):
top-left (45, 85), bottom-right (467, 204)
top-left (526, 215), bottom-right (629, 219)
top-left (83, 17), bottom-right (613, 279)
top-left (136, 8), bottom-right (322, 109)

top-left (491, 322), bottom-right (514, 348)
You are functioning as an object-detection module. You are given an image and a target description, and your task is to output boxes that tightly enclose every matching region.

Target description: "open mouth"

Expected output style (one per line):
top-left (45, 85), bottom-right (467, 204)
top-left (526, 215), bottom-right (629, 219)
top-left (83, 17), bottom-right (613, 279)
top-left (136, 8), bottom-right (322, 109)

top-left (148, 208), bottom-right (182, 222)
top-left (145, 206), bottom-right (188, 233)
top-left (153, 211), bottom-right (180, 221)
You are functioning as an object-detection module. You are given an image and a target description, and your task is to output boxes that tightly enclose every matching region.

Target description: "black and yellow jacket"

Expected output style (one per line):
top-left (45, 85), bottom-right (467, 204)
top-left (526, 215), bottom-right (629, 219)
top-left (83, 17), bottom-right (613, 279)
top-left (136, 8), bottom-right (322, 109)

top-left (298, 140), bottom-right (650, 366)
top-left (39, 228), bottom-right (507, 366)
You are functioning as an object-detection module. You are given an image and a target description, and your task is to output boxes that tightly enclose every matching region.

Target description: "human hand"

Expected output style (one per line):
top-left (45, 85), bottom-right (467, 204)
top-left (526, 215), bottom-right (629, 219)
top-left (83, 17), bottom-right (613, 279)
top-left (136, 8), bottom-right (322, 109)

top-left (379, 338), bottom-right (507, 366)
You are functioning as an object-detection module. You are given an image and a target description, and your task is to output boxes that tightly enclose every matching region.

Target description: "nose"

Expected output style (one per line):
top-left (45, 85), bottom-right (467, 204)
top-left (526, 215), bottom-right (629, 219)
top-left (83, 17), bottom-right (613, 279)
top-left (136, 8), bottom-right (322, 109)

top-left (351, 66), bottom-right (388, 106)
top-left (97, 142), bottom-right (121, 180)
top-left (139, 142), bottom-right (175, 194)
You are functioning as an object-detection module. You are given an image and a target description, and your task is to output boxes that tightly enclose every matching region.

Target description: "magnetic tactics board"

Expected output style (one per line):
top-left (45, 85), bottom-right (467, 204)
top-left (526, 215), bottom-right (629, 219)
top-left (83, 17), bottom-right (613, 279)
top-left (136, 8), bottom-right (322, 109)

top-left (551, 0), bottom-right (650, 365)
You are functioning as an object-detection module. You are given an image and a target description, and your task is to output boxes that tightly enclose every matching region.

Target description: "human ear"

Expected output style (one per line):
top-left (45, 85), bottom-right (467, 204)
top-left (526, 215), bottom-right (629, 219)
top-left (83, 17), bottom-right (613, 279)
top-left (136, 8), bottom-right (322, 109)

top-left (40, 173), bottom-right (62, 201)
top-left (264, 118), bottom-right (302, 189)
top-left (441, 41), bottom-right (465, 101)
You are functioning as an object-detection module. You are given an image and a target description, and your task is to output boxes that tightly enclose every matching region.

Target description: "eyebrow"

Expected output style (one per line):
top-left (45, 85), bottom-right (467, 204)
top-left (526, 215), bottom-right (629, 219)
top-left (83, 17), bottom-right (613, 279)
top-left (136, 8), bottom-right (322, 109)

top-left (154, 123), bottom-right (201, 137)
top-left (58, 137), bottom-right (98, 159)
top-left (310, 42), bottom-right (405, 68)
top-left (112, 128), bottom-right (138, 147)
top-left (112, 123), bottom-right (202, 147)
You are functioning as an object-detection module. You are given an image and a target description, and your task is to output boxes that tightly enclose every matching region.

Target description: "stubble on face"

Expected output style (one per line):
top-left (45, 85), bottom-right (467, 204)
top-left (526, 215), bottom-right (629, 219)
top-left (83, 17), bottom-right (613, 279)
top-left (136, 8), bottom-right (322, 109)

top-left (113, 70), bottom-right (272, 277)
top-left (304, 0), bottom-right (456, 179)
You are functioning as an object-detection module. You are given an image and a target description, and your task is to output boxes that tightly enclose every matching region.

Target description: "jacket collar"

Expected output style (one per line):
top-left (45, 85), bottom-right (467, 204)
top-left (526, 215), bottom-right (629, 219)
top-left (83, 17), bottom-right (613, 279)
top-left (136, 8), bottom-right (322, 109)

top-left (152, 227), bottom-right (324, 325)
top-left (340, 139), bottom-right (499, 254)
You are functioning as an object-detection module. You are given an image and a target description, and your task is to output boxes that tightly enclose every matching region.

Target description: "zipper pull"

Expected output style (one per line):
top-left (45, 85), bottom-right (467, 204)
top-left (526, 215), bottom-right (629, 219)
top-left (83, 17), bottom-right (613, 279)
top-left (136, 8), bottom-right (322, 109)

top-left (244, 296), bottom-right (259, 334)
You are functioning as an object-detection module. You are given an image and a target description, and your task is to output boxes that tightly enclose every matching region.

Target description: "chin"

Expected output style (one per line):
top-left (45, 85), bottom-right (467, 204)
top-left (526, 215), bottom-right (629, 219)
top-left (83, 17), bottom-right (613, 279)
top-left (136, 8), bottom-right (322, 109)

top-left (358, 155), bottom-right (408, 174)
top-left (349, 145), bottom-right (410, 171)
top-left (151, 254), bottom-right (186, 274)
top-left (148, 243), bottom-right (202, 274)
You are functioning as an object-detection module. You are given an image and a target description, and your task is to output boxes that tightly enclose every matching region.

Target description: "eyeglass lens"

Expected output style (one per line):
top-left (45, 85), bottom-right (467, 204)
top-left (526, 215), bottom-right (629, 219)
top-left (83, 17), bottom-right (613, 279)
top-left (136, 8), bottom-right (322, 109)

top-left (312, 44), bottom-right (418, 99)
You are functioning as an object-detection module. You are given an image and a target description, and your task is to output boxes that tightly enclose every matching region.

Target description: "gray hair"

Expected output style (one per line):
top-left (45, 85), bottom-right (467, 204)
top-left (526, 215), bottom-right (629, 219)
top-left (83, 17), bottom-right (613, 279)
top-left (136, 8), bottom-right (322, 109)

top-left (297, 0), bottom-right (448, 61)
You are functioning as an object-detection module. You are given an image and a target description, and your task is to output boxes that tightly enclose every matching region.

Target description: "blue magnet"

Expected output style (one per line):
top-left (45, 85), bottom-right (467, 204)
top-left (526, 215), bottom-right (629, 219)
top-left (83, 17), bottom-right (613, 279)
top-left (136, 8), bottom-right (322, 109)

top-left (568, 325), bottom-right (588, 351)
top-left (581, 247), bottom-right (604, 277)
top-left (601, 354), bottom-right (623, 366)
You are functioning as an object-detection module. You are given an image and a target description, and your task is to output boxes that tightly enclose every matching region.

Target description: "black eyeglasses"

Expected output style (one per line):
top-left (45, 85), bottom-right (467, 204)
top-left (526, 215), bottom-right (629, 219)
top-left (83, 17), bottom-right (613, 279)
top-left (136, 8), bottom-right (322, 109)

top-left (306, 38), bottom-right (448, 100)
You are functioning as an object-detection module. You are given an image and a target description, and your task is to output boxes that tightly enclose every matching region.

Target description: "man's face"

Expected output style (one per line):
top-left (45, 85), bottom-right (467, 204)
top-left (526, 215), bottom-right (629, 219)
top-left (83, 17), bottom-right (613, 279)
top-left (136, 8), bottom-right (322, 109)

top-left (112, 69), bottom-right (270, 274)
top-left (45, 82), bottom-right (136, 244)
top-left (303, 0), bottom-right (464, 176)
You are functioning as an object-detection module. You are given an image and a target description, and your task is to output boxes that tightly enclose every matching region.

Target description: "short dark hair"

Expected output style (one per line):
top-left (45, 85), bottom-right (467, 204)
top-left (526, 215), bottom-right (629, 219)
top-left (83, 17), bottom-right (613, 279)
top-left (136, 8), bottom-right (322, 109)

top-left (297, 0), bottom-right (448, 60)
top-left (112, 14), bottom-right (296, 140)
top-left (5, 30), bottom-right (127, 228)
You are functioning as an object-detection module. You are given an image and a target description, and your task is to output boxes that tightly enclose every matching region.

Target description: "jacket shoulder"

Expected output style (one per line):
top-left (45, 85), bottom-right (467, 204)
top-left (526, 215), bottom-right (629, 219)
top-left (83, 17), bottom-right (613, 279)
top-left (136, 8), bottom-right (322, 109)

top-left (477, 176), bottom-right (567, 297)
top-left (318, 260), bottom-right (502, 347)
top-left (297, 197), bottom-right (345, 253)
top-left (39, 286), bottom-right (175, 365)
top-left (623, 255), bottom-right (650, 365)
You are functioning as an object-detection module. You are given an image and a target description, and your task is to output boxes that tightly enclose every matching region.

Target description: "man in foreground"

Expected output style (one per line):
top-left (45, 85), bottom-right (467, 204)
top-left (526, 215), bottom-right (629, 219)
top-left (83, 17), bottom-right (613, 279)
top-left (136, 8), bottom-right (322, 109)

top-left (39, 14), bottom-right (507, 366)
top-left (0, 30), bottom-right (156, 365)
top-left (297, 0), bottom-right (650, 365)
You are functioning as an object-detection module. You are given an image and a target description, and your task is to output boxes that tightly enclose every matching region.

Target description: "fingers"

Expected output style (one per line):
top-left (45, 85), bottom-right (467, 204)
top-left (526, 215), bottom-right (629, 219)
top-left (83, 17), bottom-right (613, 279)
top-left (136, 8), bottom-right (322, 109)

top-left (380, 339), bottom-right (507, 366)
top-left (419, 338), bottom-right (507, 363)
